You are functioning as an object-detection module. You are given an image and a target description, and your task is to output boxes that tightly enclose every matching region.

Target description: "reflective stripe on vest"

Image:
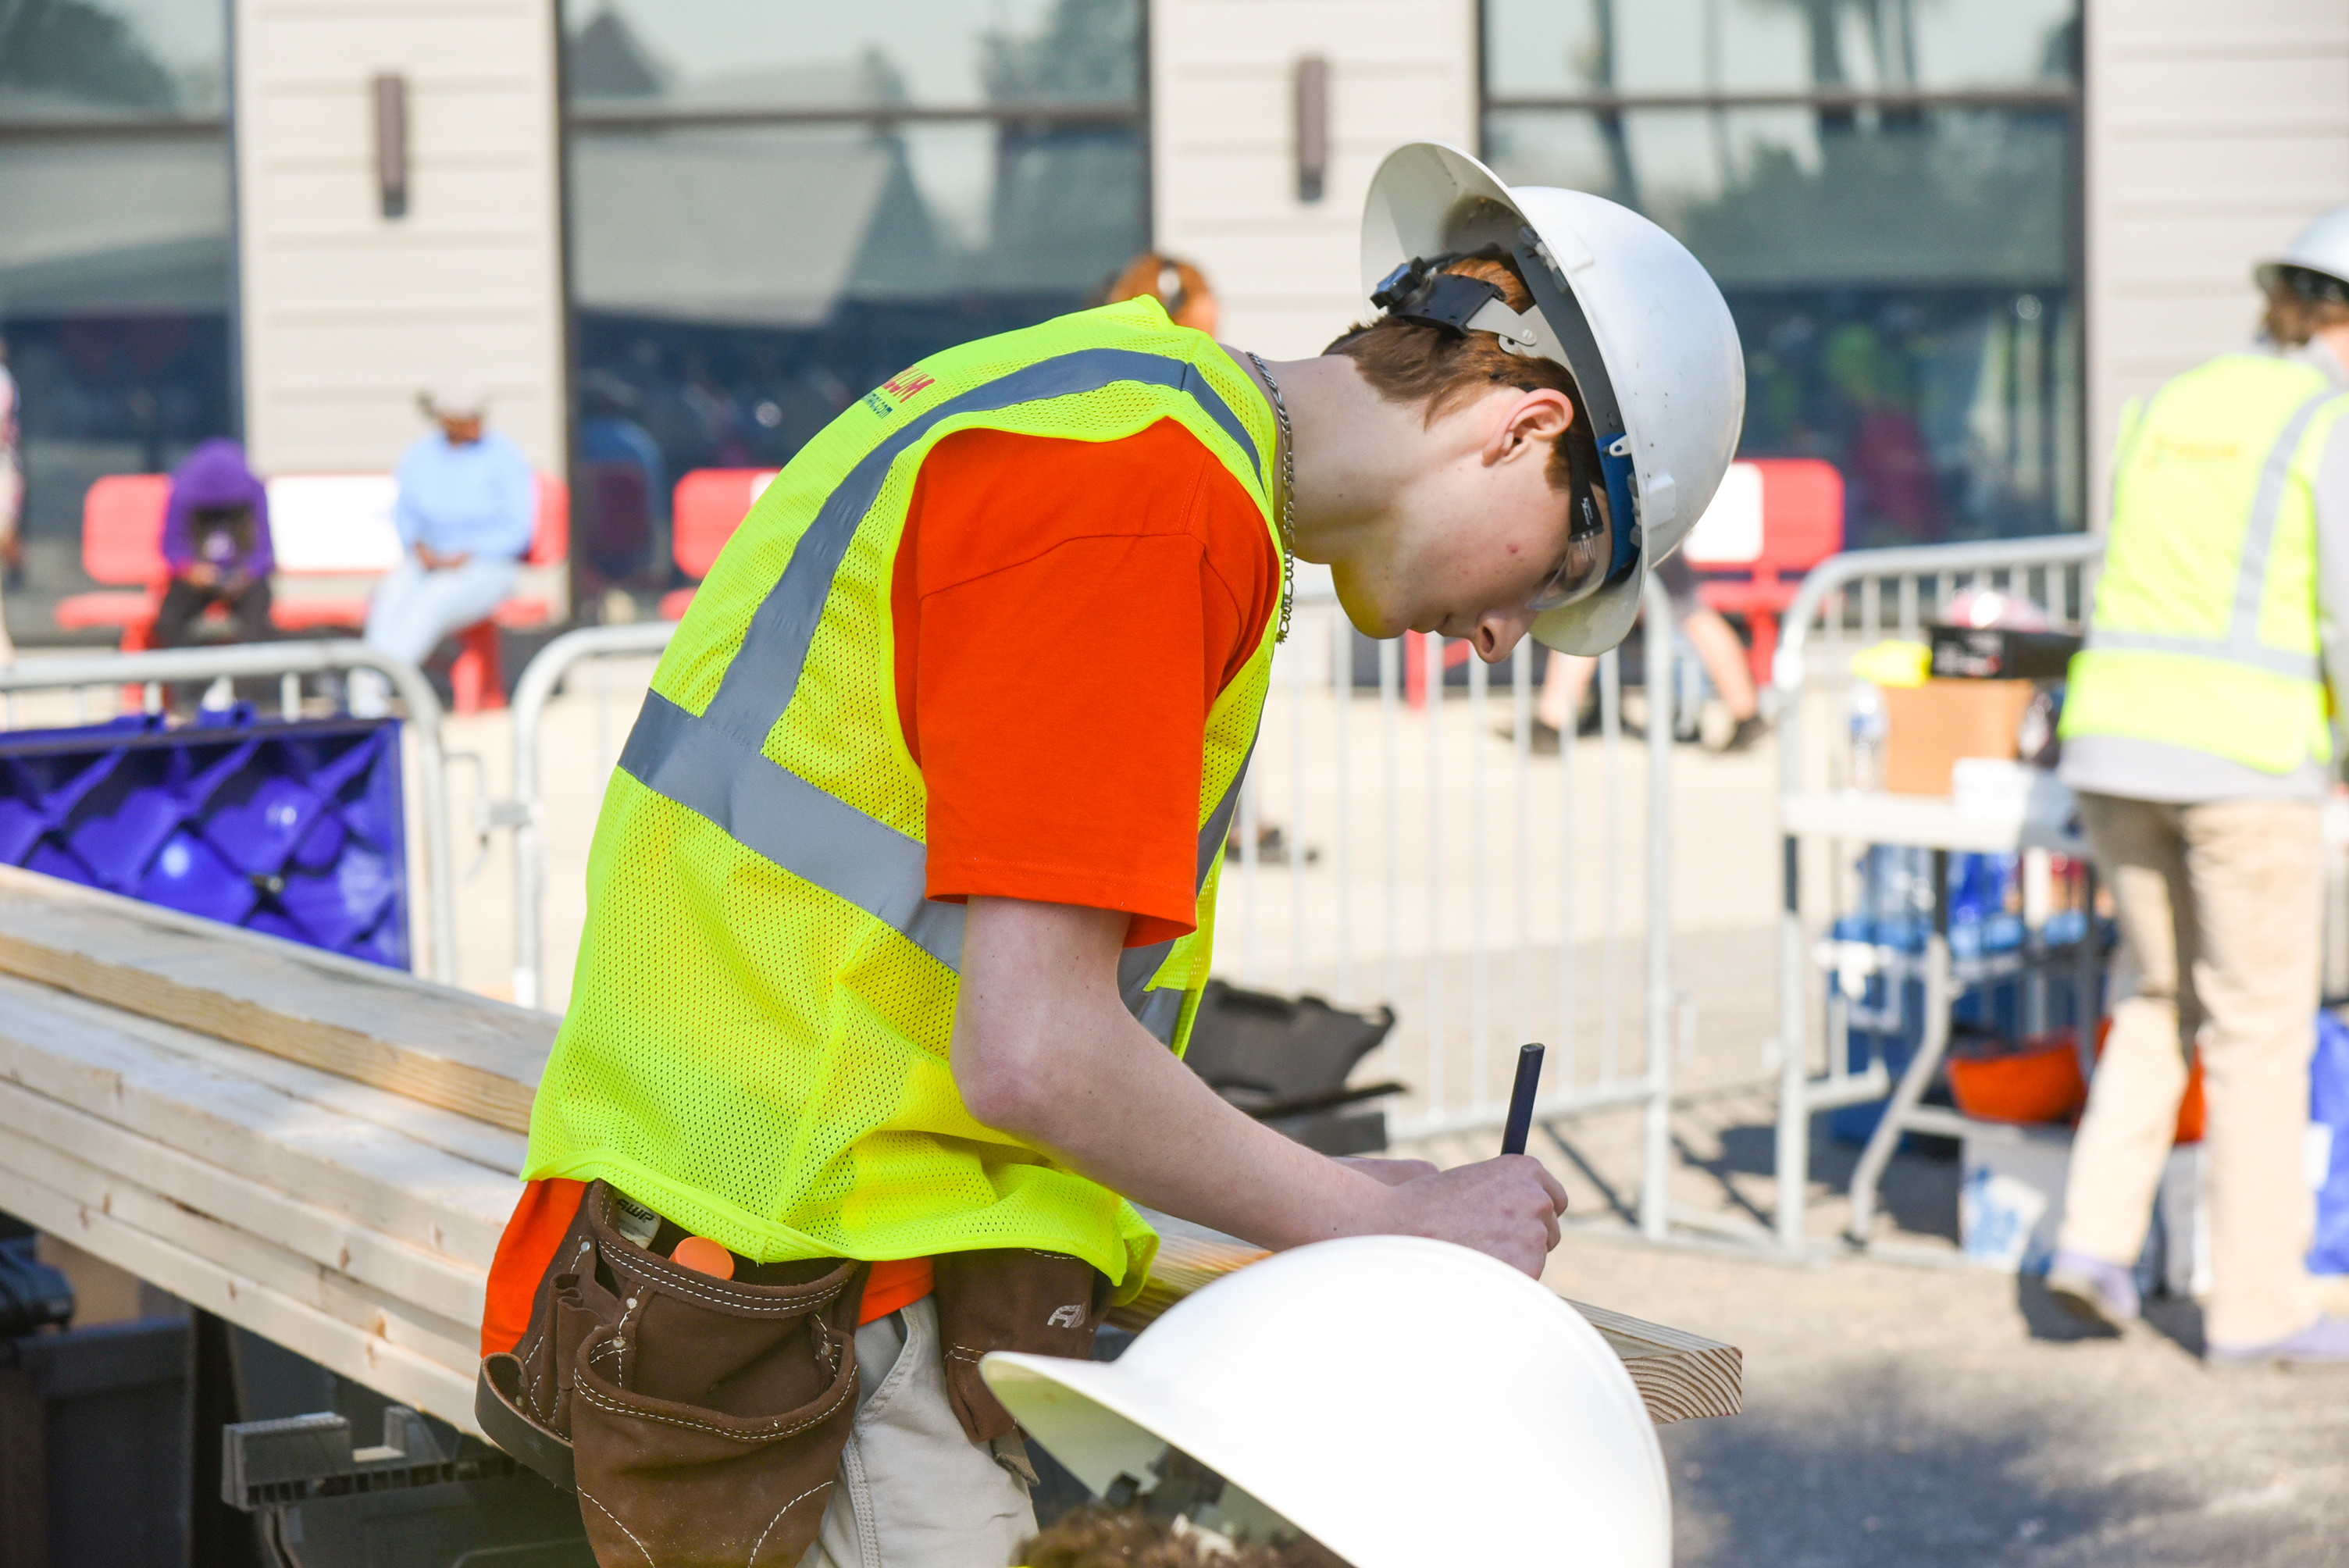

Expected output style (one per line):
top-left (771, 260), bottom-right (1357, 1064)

top-left (615, 347), bottom-right (1264, 1041)
top-left (2082, 390), bottom-right (2332, 683)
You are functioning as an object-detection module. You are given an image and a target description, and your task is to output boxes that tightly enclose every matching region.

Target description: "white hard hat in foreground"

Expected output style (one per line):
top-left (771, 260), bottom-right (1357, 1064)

top-left (2256, 202), bottom-right (2349, 305)
top-left (982, 1235), bottom-right (1671, 1568)
top-left (1360, 142), bottom-right (1745, 657)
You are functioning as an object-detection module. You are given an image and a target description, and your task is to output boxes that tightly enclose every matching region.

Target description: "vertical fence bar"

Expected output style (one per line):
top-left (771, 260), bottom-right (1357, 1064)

top-left (1334, 611), bottom-right (1353, 1004)
top-left (1381, 636), bottom-right (1399, 1017)
top-left (1425, 631), bottom-right (1445, 1115)
top-left (1511, 636), bottom-right (1532, 1062)
top-left (1558, 654), bottom-right (1577, 1090)
top-left (1469, 648), bottom-right (1490, 1114)
top-left (1289, 624), bottom-right (1306, 996)
top-left (1641, 577), bottom-right (1674, 1239)
top-left (1599, 647), bottom-right (1622, 1083)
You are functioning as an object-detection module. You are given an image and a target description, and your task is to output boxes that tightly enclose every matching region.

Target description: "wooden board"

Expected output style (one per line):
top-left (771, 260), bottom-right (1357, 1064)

top-left (0, 868), bottom-right (1738, 1432)
top-left (1119, 1208), bottom-right (1741, 1425)
top-left (0, 970), bottom-right (506, 1434)
top-left (0, 866), bottom-right (552, 1132)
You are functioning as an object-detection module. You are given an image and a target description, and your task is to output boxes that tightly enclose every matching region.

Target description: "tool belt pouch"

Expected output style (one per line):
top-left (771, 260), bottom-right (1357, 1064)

top-left (930, 1248), bottom-right (1107, 1444)
top-left (483, 1181), bottom-right (867, 1568)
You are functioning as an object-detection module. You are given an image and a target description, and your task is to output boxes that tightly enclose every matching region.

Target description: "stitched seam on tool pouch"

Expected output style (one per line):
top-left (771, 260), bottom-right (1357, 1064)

top-left (571, 1377), bottom-right (855, 1442)
top-left (748, 1479), bottom-right (835, 1566)
top-left (608, 1252), bottom-right (852, 1314)
top-left (578, 1488), bottom-right (655, 1566)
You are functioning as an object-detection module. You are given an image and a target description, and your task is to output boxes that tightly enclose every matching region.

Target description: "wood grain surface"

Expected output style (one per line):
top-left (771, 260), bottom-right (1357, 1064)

top-left (1117, 1207), bottom-right (1742, 1424)
top-left (0, 867), bottom-right (552, 1131)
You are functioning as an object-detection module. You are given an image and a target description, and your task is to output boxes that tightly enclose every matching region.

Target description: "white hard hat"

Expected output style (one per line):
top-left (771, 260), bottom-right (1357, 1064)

top-left (982, 1236), bottom-right (1671, 1568)
top-left (1360, 142), bottom-right (1745, 656)
top-left (2256, 203), bottom-right (2349, 305)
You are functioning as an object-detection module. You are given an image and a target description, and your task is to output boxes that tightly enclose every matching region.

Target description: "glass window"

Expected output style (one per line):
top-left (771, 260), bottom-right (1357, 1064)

top-left (1482, 0), bottom-right (2083, 544)
top-left (1484, 0), bottom-right (2077, 100)
top-left (0, 0), bottom-right (230, 120)
top-left (560, 0), bottom-right (1149, 608)
top-left (0, 0), bottom-right (235, 588)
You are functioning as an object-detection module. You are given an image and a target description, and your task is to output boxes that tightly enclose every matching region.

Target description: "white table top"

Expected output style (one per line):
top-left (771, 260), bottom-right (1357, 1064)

top-left (1780, 789), bottom-right (2087, 854)
top-left (1784, 789), bottom-right (2349, 854)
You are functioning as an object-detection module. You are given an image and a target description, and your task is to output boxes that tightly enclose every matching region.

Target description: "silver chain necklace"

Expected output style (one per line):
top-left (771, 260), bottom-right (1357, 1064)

top-left (1245, 350), bottom-right (1297, 644)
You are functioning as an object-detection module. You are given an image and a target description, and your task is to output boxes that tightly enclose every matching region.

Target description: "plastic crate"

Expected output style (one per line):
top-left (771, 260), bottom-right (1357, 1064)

top-left (1823, 847), bottom-right (2100, 1144)
top-left (0, 708), bottom-right (409, 969)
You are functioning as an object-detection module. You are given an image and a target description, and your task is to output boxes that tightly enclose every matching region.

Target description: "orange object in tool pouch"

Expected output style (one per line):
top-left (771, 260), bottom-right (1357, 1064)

top-left (671, 1235), bottom-right (736, 1279)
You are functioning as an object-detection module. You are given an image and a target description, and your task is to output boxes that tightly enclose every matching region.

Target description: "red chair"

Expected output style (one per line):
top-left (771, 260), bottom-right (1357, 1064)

top-left (658, 469), bottom-right (775, 621)
top-left (53, 474), bottom-right (174, 647)
top-left (1686, 458), bottom-right (1845, 688)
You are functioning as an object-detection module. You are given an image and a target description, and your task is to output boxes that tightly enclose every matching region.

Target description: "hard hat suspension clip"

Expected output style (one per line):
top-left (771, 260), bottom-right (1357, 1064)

top-left (1372, 241), bottom-right (1645, 591)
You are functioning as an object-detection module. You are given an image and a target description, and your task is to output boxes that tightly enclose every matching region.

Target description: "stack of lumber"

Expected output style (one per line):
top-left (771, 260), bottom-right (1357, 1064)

top-left (0, 866), bottom-right (1738, 1435)
top-left (0, 867), bottom-right (543, 1431)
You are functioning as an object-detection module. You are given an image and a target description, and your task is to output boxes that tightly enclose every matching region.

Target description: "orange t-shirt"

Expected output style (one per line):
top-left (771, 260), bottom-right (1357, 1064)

top-left (479, 418), bottom-right (1274, 1356)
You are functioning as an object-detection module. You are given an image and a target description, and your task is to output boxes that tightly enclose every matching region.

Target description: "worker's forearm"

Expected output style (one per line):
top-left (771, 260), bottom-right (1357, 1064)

top-left (950, 897), bottom-right (1400, 1252)
top-left (975, 1010), bottom-right (1401, 1252)
top-left (951, 896), bottom-right (1570, 1276)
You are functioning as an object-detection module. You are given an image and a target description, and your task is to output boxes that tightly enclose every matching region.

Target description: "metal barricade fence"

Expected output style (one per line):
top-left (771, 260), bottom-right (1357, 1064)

top-left (0, 640), bottom-right (459, 982)
top-left (503, 621), bottom-right (679, 1008)
top-left (498, 580), bottom-right (1685, 1235)
top-left (1768, 535), bottom-right (2105, 1253)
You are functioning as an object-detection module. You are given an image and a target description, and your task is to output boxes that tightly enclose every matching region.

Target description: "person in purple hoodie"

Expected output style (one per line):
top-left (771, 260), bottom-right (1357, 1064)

top-left (154, 437), bottom-right (275, 650)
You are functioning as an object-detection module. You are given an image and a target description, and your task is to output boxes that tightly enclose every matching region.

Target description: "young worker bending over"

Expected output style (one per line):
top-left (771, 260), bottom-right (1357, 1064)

top-left (476, 142), bottom-right (1743, 1568)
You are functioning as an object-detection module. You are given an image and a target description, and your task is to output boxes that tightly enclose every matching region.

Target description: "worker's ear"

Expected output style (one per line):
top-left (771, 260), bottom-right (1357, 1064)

top-left (1485, 387), bottom-right (1573, 469)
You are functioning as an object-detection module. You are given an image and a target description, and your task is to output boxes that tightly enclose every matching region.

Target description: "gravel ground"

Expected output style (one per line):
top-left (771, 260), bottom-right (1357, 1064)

top-left (1531, 1195), bottom-right (2349, 1567)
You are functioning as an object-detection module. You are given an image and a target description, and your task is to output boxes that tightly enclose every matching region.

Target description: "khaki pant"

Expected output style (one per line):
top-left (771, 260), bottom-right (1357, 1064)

top-left (806, 1296), bottom-right (1036, 1568)
top-left (2058, 793), bottom-right (2323, 1347)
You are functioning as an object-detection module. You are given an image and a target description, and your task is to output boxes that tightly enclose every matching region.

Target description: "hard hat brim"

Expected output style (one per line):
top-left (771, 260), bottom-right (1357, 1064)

top-left (982, 1352), bottom-right (1202, 1495)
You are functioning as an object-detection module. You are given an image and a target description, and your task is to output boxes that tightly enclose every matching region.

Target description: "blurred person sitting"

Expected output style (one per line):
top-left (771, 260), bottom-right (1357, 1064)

top-left (2043, 205), bottom-right (2349, 1366)
top-left (1528, 552), bottom-right (1766, 752)
top-left (153, 437), bottom-right (275, 654)
top-left (1103, 251), bottom-right (1220, 335)
top-left (349, 381), bottom-right (534, 717)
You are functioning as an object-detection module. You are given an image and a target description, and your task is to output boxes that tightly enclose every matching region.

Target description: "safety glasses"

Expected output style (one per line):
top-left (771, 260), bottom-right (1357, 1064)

top-left (1525, 479), bottom-right (1610, 614)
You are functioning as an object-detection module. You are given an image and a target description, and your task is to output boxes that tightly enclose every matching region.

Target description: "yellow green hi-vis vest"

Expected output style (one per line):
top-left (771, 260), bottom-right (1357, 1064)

top-left (2062, 351), bottom-right (2347, 775)
top-left (522, 299), bottom-right (1281, 1299)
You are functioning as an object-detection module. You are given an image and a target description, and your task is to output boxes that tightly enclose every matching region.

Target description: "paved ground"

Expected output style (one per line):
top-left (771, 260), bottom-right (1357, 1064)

top-left (1541, 1226), bottom-right (2349, 1568)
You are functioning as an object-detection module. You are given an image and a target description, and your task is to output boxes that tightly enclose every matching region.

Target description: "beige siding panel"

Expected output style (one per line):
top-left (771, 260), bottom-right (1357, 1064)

top-left (235, 0), bottom-right (567, 497)
top-left (2083, 0), bottom-right (2349, 526)
top-left (1153, 0), bottom-right (1477, 359)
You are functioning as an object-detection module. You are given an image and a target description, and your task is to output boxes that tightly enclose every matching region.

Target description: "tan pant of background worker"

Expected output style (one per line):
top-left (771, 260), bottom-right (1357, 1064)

top-left (2058, 795), bottom-right (2323, 1347)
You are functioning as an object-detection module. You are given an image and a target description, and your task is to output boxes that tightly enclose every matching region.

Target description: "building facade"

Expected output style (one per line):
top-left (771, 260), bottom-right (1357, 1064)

top-left (2, 0), bottom-right (2344, 606)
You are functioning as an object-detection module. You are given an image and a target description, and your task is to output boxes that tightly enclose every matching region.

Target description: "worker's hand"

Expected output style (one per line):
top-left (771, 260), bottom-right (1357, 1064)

top-left (184, 562), bottom-right (218, 588)
top-left (415, 544), bottom-right (443, 570)
top-left (1375, 1155), bottom-right (1568, 1278)
top-left (1333, 1155), bottom-right (1438, 1188)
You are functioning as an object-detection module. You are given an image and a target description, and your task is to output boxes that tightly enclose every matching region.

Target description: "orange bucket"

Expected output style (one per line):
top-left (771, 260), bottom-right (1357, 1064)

top-left (1948, 1036), bottom-right (2087, 1124)
top-left (1948, 1018), bottom-right (2205, 1142)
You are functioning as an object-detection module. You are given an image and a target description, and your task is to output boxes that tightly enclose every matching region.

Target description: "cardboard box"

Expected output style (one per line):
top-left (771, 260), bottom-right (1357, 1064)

top-left (1880, 679), bottom-right (2037, 795)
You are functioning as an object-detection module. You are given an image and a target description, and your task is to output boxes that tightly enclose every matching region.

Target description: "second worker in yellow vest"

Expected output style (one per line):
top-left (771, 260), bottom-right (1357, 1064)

top-left (2047, 202), bottom-right (2349, 1366)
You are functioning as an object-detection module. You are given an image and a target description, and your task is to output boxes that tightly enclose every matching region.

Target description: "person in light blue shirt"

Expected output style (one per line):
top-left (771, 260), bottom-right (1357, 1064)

top-left (351, 381), bottom-right (537, 716)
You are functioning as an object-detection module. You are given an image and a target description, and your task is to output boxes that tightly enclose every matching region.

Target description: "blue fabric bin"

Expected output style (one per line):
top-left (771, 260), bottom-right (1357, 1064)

top-left (0, 708), bottom-right (409, 969)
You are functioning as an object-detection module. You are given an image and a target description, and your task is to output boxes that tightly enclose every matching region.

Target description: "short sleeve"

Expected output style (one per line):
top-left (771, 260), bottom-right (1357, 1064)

top-left (896, 422), bottom-right (1275, 948)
